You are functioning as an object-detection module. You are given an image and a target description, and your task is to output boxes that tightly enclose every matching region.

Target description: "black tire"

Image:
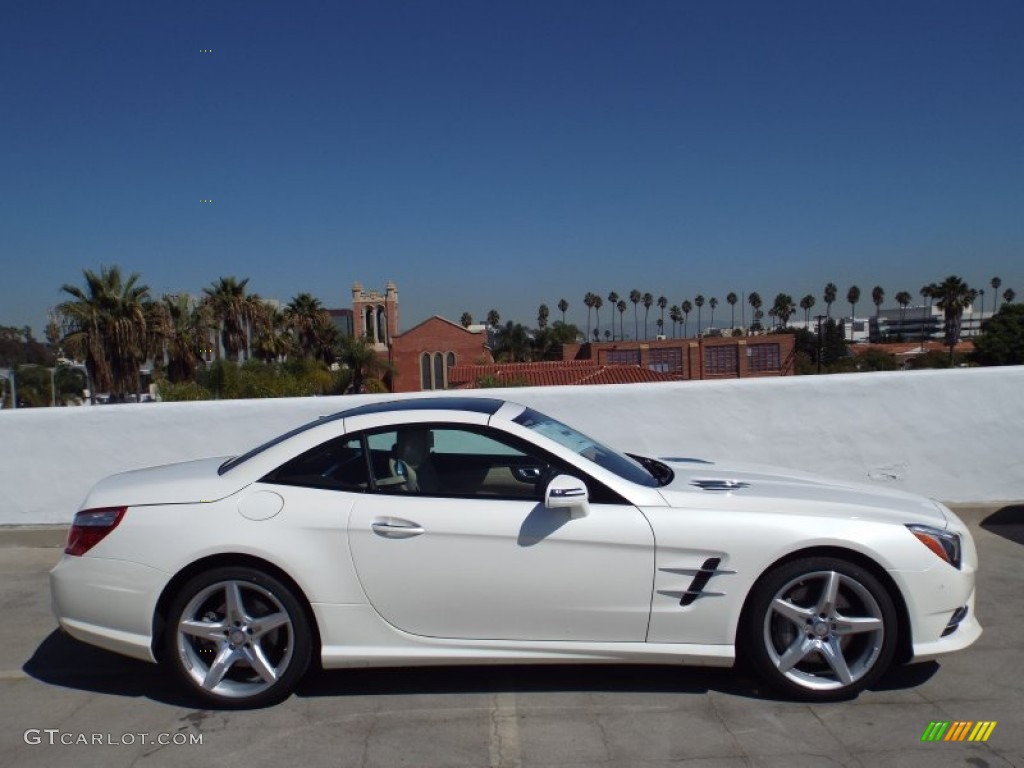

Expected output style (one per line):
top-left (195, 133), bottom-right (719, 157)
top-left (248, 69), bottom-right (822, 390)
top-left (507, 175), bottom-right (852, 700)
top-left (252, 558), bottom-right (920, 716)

top-left (741, 556), bottom-right (898, 701)
top-left (164, 566), bottom-right (312, 709)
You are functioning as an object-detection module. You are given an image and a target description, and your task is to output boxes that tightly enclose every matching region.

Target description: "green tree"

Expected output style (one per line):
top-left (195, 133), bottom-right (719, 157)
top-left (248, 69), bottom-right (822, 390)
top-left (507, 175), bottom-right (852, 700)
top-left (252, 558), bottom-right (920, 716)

top-left (681, 300), bottom-right (692, 337)
top-left (990, 276), bottom-right (1002, 315)
top-left (1004, 288), bottom-right (1016, 305)
top-left (895, 291), bottom-right (912, 340)
top-left (494, 321), bottom-right (534, 362)
top-left (486, 309), bottom-right (500, 328)
top-left (629, 289), bottom-right (641, 340)
top-left (592, 294), bottom-right (604, 339)
top-left (151, 294), bottom-right (206, 383)
top-left (927, 275), bottom-right (977, 364)
top-left (583, 292), bottom-right (596, 341)
top-left (871, 286), bottom-right (885, 318)
top-left (773, 294), bottom-right (795, 328)
top-left (748, 292), bottom-right (762, 333)
top-left (557, 298), bottom-right (568, 324)
top-left (286, 292), bottom-right (327, 359)
top-left (536, 304), bottom-right (549, 330)
top-left (203, 276), bottom-right (257, 362)
top-left (694, 294), bottom-right (705, 335)
top-left (823, 283), bottom-right (838, 320)
top-left (59, 266), bottom-right (150, 401)
top-left (460, 312), bottom-right (473, 328)
top-left (338, 335), bottom-right (389, 393)
top-left (657, 296), bottom-right (667, 335)
top-left (847, 285), bottom-right (861, 341)
top-left (607, 292), bottom-right (619, 339)
top-left (669, 305), bottom-right (681, 338)
top-left (800, 294), bottom-right (816, 326)
top-left (972, 304), bottom-right (1024, 366)
top-left (726, 292), bottom-right (738, 328)
top-left (616, 299), bottom-right (627, 339)
top-left (642, 292), bottom-right (654, 339)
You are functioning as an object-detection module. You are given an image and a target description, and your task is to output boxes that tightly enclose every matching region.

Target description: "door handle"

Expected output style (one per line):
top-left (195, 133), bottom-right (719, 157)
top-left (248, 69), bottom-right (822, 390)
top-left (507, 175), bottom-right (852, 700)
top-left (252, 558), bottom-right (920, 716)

top-left (371, 519), bottom-right (425, 538)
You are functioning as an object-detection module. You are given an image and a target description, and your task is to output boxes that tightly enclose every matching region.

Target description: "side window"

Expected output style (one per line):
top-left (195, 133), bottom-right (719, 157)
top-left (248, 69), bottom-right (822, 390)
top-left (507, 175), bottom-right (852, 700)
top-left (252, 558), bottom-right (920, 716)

top-left (261, 436), bottom-right (369, 492)
top-left (365, 425), bottom-right (553, 500)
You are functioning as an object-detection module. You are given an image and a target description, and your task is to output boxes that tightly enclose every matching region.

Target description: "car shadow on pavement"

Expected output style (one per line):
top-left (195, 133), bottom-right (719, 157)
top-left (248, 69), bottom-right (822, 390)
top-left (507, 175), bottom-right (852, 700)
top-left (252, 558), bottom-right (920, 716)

top-left (23, 630), bottom-right (196, 708)
top-left (981, 505), bottom-right (1024, 546)
top-left (24, 629), bottom-right (940, 708)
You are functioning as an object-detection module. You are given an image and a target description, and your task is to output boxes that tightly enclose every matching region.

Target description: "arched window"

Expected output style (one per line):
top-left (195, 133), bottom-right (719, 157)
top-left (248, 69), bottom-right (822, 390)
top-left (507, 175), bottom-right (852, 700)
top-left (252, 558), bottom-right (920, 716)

top-left (446, 352), bottom-right (456, 373)
top-left (420, 353), bottom-right (432, 390)
top-left (433, 352), bottom-right (445, 390)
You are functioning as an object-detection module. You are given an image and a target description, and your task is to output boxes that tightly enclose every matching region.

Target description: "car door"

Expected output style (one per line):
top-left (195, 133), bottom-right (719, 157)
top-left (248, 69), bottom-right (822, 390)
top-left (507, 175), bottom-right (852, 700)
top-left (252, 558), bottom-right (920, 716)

top-left (348, 424), bottom-right (655, 642)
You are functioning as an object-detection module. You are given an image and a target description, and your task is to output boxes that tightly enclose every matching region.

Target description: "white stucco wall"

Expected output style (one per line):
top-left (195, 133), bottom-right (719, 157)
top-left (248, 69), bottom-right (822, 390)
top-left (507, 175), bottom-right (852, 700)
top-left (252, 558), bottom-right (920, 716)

top-left (1, 366), bottom-right (1021, 525)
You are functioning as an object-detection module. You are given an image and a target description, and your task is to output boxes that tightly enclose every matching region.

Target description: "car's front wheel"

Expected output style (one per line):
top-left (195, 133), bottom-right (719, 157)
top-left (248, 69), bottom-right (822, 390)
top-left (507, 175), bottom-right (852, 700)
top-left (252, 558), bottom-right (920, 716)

top-left (742, 556), bottom-right (897, 701)
top-left (165, 566), bottom-right (312, 708)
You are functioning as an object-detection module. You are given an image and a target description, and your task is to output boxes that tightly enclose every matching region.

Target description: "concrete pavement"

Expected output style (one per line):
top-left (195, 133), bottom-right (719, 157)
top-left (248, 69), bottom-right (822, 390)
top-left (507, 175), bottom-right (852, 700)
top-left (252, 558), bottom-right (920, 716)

top-left (0, 507), bottom-right (1021, 768)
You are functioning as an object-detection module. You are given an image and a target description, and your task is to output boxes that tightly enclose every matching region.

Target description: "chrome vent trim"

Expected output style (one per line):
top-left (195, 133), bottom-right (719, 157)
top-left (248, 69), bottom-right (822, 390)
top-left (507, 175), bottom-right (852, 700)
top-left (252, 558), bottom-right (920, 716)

top-left (691, 479), bottom-right (750, 492)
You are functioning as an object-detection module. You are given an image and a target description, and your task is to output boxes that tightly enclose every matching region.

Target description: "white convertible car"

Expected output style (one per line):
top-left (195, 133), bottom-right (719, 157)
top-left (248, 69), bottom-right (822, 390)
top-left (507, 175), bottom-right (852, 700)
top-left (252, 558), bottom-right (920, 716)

top-left (51, 397), bottom-right (980, 707)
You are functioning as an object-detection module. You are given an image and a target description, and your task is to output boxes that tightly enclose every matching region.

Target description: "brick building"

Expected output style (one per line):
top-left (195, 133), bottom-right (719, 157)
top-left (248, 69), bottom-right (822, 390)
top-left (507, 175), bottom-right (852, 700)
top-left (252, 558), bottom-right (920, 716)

top-left (562, 333), bottom-right (796, 380)
top-left (387, 316), bottom-right (493, 393)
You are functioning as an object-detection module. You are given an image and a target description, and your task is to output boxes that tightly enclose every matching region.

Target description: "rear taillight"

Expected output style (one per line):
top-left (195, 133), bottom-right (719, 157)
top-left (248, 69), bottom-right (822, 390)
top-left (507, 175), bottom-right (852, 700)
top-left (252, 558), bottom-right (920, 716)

top-left (65, 507), bottom-right (126, 556)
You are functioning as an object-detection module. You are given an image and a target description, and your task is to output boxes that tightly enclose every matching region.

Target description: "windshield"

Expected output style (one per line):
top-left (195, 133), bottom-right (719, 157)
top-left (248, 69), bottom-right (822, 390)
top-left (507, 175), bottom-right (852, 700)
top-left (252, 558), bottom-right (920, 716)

top-left (513, 407), bottom-right (665, 487)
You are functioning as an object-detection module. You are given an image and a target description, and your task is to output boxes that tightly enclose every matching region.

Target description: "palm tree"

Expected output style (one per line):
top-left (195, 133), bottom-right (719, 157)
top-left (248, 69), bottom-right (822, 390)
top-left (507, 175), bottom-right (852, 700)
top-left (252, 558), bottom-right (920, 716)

top-left (495, 321), bottom-right (534, 362)
top-left (895, 290), bottom-right (911, 340)
top-left (203, 276), bottom-right (255, 362)
top-left (616, 299), bottom-right (627, 339)
top-left (642, 292), bottom-right (653, 339)
top-left (557, 298), bottom-right (568, 324)
top-left (823, 283), bottom-right (838, 320)
top-left (928, 276), bottom-right (978, 364)
top-left (694, 294), bottom-right (705, 335)
top-left (681, 300), bottom-right (692, 337)
top-left (460, 312), bottom-right (473, 328)
top-left (748, 292), bottom-right (762, 333)
top-left (726, 292), bottom-right (738, 328)
top-left (593, 295), bottom-right (604, 339)
top-left (1004, 288), bottom-right (1016, 305)
top-left (772, 294), bottom-right (795, 328)
top-left (59, 266), bottom-right (150, 402)
top-left (847, 286), bottom-right (861, 341)
top-left (486, 309), bottom-right (500, 328)
top-left (657, 296), bottom-right (667, 336)
top-left (153, 293), bottom-right (205, 383)
top-left (708, 297), bottom-right (719, 329)
top-left (252, 305), bottom-right (293, 363)
top-left (607, 292), bottom-right (619, 340)
top-left (669, 305), bottom-right (681, 338)
top-left (286, 292), bottom-right (327, 359)
top-left (991, 277), bottom-right (1002, 315)
top-left (537, 304), bottom-right (549, 329)
top-left (800, 294), bottom-right (816, 326)
top-left (338, 335), bottom-right (388, 394)
top-left (920, 285), bottom-right (935, 342)
top-left (583, 292), bottom-right (596, 341)
top-left (871, 286), bottom-right (885, 318)
top-left (629, 289), bottom-right (641, 340)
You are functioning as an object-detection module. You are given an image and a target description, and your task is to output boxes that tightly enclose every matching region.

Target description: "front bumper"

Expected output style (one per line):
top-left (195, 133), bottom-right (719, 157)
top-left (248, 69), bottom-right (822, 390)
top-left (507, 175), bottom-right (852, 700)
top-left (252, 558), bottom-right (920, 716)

top-left (50, 554), bottom-right (169, 663)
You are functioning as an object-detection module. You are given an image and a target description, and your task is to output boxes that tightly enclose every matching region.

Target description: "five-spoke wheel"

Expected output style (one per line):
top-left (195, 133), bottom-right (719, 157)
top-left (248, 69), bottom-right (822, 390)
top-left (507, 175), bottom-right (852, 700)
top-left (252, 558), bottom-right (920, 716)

top-left (743, 557), bottom-right (897, 701)
top-left (165, 567), bottom-right (312, 708)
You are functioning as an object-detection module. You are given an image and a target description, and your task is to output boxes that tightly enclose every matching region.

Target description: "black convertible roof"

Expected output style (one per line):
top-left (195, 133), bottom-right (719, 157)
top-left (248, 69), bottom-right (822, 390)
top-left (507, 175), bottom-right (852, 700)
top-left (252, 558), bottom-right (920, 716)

top-left (339, 397), bottom-right (505, 418)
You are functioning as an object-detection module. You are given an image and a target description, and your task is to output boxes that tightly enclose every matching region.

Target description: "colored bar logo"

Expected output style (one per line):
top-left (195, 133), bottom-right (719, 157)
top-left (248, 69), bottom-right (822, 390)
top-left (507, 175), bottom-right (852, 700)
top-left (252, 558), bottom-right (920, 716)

top-left (921, 721), bottom-right (997, 742)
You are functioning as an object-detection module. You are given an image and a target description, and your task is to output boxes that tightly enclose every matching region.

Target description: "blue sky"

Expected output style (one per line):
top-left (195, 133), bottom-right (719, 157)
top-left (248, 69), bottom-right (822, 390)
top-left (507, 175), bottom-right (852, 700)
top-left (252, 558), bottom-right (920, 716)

top-left (2, 1), bottom-right (1022, 336)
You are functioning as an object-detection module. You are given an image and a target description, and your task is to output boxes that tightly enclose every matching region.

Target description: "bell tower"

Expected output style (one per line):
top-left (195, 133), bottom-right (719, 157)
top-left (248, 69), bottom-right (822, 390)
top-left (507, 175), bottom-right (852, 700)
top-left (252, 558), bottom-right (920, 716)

top-left (352, 280), bottom-right (399, 349)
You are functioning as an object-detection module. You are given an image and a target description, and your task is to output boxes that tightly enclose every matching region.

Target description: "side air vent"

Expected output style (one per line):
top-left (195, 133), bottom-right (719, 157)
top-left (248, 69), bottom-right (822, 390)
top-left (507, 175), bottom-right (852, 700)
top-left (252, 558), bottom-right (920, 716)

top-left (691, 479), bottom-right (750, 492)
top-left (681, 557), bottom-right (722, 606)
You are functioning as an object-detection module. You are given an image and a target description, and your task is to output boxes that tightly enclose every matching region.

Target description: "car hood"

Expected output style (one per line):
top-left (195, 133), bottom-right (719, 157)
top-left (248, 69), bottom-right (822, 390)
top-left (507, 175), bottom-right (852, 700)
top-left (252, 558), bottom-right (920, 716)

top-left (655, 458), bottom-right (949, 527)
top-left (80, 457), bottom-right (247, 510)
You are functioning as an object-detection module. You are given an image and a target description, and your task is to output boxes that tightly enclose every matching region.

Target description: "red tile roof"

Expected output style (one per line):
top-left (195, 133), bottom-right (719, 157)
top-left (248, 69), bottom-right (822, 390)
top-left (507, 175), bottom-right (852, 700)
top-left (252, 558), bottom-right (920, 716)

top-left (447, 361), bottom-right (686, 389)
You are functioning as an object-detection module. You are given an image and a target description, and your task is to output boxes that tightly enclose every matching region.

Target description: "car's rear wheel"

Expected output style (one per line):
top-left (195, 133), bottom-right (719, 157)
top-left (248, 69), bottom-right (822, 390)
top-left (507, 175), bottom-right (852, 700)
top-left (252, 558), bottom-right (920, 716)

top-left (165, 566), bottom-right (311, 708)
top-left (742, 556), bottom-right (897, 701)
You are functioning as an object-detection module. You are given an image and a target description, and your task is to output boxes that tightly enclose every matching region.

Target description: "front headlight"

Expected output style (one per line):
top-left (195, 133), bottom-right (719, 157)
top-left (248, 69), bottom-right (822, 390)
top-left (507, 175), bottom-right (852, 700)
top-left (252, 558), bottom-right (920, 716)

top-left (907, 524), bottom-right (962, 569)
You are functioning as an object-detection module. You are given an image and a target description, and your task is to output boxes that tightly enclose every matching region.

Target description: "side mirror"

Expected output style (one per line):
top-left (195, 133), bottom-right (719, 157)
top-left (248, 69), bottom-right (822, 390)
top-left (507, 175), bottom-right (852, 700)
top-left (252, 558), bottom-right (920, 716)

top-left (544, 474), bottom-right (590, 518)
